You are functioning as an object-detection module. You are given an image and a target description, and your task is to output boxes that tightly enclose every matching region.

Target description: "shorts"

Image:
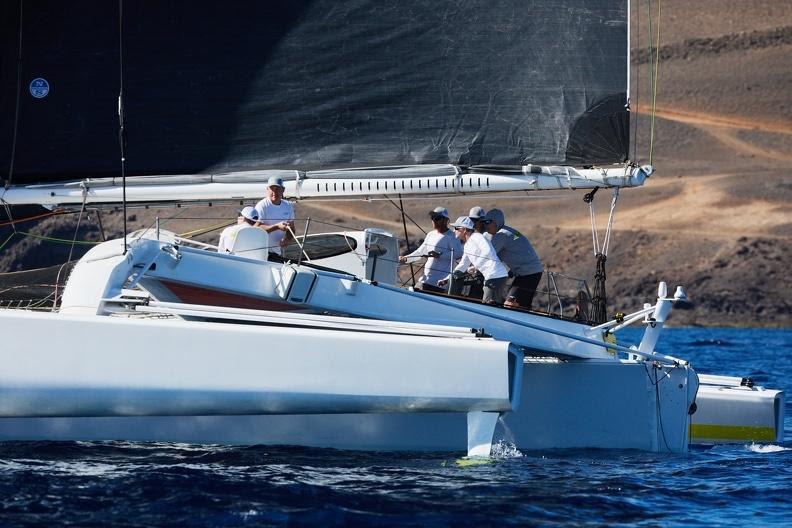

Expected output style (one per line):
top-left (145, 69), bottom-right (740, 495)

top-left (507, 272), bottom-right (543, 308)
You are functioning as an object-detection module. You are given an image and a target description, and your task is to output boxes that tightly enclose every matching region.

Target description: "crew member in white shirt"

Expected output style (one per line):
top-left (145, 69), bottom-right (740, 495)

top-left (254, 176), bottom-right (295, 259)
top-left (218, 206), bottom-right (260, 253)
top-left (437, 216), bottom-right (509, 304)
top-left (398, 206), bottom-right (463, 292)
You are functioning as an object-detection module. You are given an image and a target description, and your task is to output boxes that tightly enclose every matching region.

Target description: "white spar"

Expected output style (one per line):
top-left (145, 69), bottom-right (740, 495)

top-left (0, 165), bottom-right (653, 206)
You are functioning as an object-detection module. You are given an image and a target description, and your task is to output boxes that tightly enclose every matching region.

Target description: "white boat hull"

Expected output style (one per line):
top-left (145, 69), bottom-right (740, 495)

top-left (0, 232), bottom-right (702, 453)
top-left (0, 310), bottom-right (520, 417)
top-left (0, 308), bottom-right (695, 452)
top-left (691, 375), bottom-right (785, 443)
top-left (0, 361), bottom-right (694, 451)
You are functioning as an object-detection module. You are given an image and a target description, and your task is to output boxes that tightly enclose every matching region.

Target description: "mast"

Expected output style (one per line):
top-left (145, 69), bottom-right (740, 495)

top-left (118, 0), bottom-right (128, 253)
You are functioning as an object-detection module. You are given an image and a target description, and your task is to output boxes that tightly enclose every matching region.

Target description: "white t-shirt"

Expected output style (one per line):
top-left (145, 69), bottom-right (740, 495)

top-left (404, 229), bottom-right (464, 286)
top-left (452, 231), bottom-right (509, 281)
top-left (254, 198), bottom-right (295, 255)
top-left (218, 224), bottom-right (252, 253)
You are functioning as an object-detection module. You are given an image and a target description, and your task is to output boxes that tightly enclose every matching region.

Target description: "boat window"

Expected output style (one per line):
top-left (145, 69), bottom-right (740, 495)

top-left (283, 234), bottom-right (358, 261)
top-left (367, 243), bottom-right (388, 257)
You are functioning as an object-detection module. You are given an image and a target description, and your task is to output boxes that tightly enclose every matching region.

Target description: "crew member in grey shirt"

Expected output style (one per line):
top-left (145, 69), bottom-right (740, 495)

top-left (483, 208), bottom-right (544, 309)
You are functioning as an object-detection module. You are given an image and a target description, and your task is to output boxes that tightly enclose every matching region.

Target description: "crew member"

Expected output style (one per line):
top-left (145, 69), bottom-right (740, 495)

top-left (438, 216), bottom-right (509, 304)
top-left (218, 206), bottom-right (260, 253)
top-left (255, 176), bottom-right (295, 259)
top-left (483, 208), bottom-right (544, 309)
top-left (468, 206), bottom-right (487, 233)
top-left (399, 207), bottom-right (463, 292)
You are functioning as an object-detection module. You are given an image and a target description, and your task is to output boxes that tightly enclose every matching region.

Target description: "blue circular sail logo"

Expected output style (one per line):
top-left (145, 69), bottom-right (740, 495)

top-left (29, 78), bottom-right (50, 98)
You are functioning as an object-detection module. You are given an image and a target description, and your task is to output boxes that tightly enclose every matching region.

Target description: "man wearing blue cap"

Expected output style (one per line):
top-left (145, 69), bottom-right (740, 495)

top-left (218, 206), bottom-right (260, 253)
top-left (255, 176), bottom-right (295, 258)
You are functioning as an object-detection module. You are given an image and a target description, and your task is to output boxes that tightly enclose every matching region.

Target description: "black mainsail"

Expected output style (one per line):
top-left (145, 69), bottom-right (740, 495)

top-left (1, 0), bottom-right (629, 188)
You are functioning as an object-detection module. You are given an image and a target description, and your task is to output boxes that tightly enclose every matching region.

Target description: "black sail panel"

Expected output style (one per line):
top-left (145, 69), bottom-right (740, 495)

top-left (1, 0), bottom-right (628, 185)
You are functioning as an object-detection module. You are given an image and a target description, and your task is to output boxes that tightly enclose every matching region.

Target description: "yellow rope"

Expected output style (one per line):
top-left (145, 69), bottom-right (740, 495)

top-left (16, 231), bottom-right (100, 245)
top-left (648, 0), bottom-right (662, 164)
top-left (0, 231), bottom-right (15, 251)
top-left (178, 220), bottom-right (233, 239)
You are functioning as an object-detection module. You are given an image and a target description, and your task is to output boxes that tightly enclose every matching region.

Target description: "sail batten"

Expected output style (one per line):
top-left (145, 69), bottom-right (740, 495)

top-left (2, 0), bottom-right (628, 188)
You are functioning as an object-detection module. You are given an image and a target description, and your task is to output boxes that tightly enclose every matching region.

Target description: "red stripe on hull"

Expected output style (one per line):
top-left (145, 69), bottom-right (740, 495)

top-left (157, 280), bottom-right (301, 312)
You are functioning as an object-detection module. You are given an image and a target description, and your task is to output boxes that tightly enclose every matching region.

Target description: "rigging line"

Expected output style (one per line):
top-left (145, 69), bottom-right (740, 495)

top-left (6, 0), bottom-right (23, 189)
top-left (584, 188), bottom-right (601, 256)
top-left (648, 0), bottom-right (662, 165)
top-left (0, 231), bottom-right (16, 252)
top-left (178, 220), bottom-right (234, 238)
top-left (133, 204), bottom-right (191, 244)
top-left (94, 208), bottom-right (107, 241)
top-left (66, 188), bottom-right (89, 263)
top-left (118, 0), bottom-right (128, 254)
top-left (52, 260), bottom-right (73, 312)
top-left (0, 199), bottom-right (19, 234)
top-left (602, 188), bottom-right (620, 257)
top-left (285, 224), bottom-right (309, 262)
top-left (15, 232), bottom-right (99, 245)
top-left (589, 201), bottom-right (600, 256)
top-left (290, 217), bottom-right (367, 233)
top-left (385, 197), bottom-right (428, 236)
top-left (645, 0), bottom-right (655, 161)
top-left (396, 196), bottom-right (418, 287)
top-left (0, 209), bottom-right (69, 228)
top-left (632, 0), bottom-right (641, 161)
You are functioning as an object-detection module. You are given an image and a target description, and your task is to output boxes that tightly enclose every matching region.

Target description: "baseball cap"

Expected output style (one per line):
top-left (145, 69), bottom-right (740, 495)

top-left (267, 176), bottom-right (285, 189)
top-left (429, 206), bottom-right (450, 220)
top-left (483, 208), bottom-right (505, 229)
top-left (469, 206), bottom-right (486, 220)
top-left (450, 216), bottom-right (475, 230)
top-left (238, 206), bottom-right (259, 222)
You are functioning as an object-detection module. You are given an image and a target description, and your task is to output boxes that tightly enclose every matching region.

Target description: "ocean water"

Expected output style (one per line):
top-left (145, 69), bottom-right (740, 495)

top-left (1, 328), bottom-right (790, 527)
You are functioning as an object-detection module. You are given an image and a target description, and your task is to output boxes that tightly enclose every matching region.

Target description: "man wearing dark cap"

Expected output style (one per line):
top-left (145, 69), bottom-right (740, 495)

top-left (399, 207), bottom-right (463, 291)
top-left (218, 206), bottom-right (260, 253)
top-left (483, 208), bottom-right (544, 309)
top-left (255, 176), bottom-right (295, 258)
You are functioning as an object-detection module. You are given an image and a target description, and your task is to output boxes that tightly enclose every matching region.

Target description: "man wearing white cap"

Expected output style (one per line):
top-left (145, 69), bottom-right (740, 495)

top-left (398, 207), bottom-right (463, 292)
top-left (438, 216), bottom-right (509, 304)
top-left (255, 176), bottom-right (295, 258)
top-left (218, 206), bottom-right (260, 253)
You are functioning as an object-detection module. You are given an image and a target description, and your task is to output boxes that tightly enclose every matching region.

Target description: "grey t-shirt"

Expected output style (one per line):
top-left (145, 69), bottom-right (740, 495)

top-left (488, 226), bottom-right (543, 276)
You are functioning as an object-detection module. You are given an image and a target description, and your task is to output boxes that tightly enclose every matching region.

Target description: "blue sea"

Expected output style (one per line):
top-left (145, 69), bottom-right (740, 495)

top-left (1, 328), bottom-right (790, 527)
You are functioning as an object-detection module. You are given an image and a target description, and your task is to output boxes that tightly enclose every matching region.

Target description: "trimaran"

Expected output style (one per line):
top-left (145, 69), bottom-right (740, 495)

top-left (0, 0), bottom-right (783, 455)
